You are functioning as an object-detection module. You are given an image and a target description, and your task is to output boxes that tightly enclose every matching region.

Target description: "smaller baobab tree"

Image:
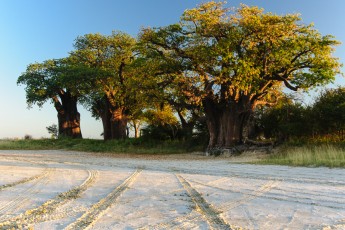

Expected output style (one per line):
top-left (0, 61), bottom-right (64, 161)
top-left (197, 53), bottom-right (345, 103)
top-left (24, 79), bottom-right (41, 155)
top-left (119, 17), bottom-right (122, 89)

top-left (18, 58), bottom-right (86, 138)
top-left (71, 32), bottom-right (142, 140)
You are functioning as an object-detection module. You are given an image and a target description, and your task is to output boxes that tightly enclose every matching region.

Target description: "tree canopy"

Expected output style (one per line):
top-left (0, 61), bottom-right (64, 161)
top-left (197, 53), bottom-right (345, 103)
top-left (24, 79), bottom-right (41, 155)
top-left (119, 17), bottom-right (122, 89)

top-left (18, 58), bottom-right (84, 138)
top-left (18, 1), bottom-right (343, 149)
top-left (140, 1), bottom-right (342, 149)
top-left (70, 32), bottom-right (147, 139)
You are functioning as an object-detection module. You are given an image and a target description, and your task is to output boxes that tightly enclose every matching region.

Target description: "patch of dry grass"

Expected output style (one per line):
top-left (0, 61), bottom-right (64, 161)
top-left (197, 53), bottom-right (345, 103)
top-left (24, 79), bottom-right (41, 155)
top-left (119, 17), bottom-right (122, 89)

top-left (258, 145), bottom-right (345, 168)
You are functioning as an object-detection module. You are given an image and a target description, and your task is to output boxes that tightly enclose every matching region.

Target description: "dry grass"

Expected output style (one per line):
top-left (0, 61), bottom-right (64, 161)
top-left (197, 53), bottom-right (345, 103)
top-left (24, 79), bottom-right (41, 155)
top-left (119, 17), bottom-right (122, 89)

top-left (258, 145), bottom-right (345, 168)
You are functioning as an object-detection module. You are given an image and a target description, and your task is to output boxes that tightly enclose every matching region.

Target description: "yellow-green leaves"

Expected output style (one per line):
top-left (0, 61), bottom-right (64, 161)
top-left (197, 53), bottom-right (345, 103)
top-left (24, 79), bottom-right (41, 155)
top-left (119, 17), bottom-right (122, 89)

top-left (142, 1), bottom-right (342, 107)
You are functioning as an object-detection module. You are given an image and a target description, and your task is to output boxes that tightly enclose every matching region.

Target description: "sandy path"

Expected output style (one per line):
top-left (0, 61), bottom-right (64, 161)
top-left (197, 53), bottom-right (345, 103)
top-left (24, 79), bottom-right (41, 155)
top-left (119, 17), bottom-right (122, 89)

top-left (0, 150), bottom-right (344, 229)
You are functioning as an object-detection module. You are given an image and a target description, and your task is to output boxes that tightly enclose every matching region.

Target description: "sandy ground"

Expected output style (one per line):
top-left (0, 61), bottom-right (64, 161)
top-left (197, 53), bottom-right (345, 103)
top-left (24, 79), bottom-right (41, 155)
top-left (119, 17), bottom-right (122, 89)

top-left (0, 150), bottom-right (344, 230)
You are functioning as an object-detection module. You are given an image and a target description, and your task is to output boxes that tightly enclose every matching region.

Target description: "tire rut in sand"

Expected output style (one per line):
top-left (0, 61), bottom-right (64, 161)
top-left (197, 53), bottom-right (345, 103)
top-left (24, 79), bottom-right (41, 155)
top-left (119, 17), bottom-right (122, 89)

top-left (176, 174), bottom-right (232, 230)
top-left (176, 179), bottom-right (278, 227)
top-left (65, 169), bottom-right (142, 230)
top-left (0, 170), bottom-right (98, 229)
top-left (0, 167), bottom-right (50, 192)
top-left (188, 178), bottom-right (344, 210)
top-left (218, 180), bottom-right (279, 211)
top-left (142, 174), bottom-right (230, 230)
top-left (0, 168), bottom-right (54, 221)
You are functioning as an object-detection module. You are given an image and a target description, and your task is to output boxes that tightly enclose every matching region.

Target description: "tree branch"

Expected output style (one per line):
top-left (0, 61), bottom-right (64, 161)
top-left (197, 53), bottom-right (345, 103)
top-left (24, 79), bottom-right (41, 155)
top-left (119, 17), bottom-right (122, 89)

top-left (283, 78), bottom-right (299, 91)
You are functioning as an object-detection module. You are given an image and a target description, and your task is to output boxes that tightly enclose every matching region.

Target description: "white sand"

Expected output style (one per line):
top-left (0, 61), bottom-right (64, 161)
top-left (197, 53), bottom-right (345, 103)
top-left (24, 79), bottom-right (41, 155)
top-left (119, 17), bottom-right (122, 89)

top-left (0, 150), bottom-right (344, 229)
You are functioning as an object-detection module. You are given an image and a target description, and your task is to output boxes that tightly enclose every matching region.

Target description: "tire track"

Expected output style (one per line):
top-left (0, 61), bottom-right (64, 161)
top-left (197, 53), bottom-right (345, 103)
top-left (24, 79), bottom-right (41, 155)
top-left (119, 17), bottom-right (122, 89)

top-left (0, 167), bottom-right (50, 191)
top-left (0, 168), bottom-right (54, 221)
top-left (0, 159), bottom-right (50, 192)
top-left (140, 174), bottom-right (220, 230)
top-left (273, 186), bottom-right (345, 201)
top-left (114, 188), bottom-right (185, 207)
top-left (0, 170), bottom-right (98, 229)
top-left (219, 180), bottom-right (279, 211)
top-left (151, 211), bottom-right (205, 230)
top-left (173, 167), bottom-right (345, 187)
top-left (241, 206), bottom-right (258, 230)
top-left (188, 178), bottom-right (344, 210)
top-left (176, 174), bottom-right (232, 230)
top-left (148, 176), bottom-right (275, 230)
top-left (282, 209), bottom-right (298, 230)
top-left (65, 169), bottom-right (142, 230)
top-left (326, 218), bottom-right (345, 230)
top-left (188, 178), bottom-right (239, 192)
top-left (208, 177), bottom-right (232, 186)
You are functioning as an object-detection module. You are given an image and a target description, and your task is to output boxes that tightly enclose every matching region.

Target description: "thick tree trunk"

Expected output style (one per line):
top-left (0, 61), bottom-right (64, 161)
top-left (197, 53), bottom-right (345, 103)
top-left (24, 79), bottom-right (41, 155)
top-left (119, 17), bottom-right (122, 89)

top-left (55, 96), bottom-right (82, 139)
top-left (110, 107), bottom-right (128, 139)
top-left (96, 96), bottom-right (128, 140)
top-left (57, 111), bottom-right (82, 138)
top-left (203, 98), bottom-right (251, 150)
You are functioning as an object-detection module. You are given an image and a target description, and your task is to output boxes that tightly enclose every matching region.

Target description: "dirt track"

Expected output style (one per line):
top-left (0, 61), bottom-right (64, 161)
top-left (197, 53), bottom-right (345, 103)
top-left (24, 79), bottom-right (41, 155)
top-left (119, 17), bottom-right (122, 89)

top-left (0, 150), bottom-right (344, 229)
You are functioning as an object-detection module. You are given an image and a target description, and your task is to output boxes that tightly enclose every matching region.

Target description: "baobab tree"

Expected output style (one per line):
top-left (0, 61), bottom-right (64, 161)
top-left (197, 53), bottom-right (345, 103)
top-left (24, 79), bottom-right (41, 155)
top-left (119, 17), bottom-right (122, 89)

top-left (18, 59), bottom-right (85, 138)
top-left (140, 1), bottom-right (342, 151)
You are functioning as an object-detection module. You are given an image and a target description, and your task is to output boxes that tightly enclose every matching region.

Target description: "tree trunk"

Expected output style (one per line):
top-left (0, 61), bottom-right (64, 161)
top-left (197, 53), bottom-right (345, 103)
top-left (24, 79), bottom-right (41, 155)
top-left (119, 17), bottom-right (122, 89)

top-left (203, 98), bottom-right (251, 150)
top-left (177, 110), bottom-right (194, 140)
top-left (91, 97), bottom-right (112, 140)
top-left (110, 107), bottom-right (128, 139)
top-left (55, 95), bottom-right (82, 139)
top-left (96, 96), bottom-right (128, 140)
top-left (101, 108), bottom-right (112, 141)
top-left (132, 120), bottom-right (140, 138)
top-left (134, 126), bottom-right (139, 138)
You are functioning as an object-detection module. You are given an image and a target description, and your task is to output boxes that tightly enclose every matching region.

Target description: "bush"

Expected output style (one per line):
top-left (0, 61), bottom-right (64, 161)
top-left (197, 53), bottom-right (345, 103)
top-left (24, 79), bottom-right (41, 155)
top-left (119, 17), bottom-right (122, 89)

top-left (46, 124), bottom-right (58, 139)
top-left (24, 134), bottom-right (33, 140)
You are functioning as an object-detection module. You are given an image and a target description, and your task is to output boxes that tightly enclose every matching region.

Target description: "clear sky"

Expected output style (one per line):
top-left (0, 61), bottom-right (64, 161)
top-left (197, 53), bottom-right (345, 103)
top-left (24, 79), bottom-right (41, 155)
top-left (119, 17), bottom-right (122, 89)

top-left (0, 0), bottom-right (344, 139)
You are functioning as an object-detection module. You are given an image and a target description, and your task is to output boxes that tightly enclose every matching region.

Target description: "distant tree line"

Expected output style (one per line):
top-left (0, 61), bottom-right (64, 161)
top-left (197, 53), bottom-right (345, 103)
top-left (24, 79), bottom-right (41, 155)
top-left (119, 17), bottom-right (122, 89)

top-left (17, 1), bottom-right (342, 152)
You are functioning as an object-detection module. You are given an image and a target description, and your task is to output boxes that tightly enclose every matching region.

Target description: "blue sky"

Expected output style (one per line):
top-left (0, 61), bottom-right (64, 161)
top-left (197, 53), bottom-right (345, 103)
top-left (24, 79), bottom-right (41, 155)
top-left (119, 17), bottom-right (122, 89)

top-left (0, 0), bottom-right (344, 139)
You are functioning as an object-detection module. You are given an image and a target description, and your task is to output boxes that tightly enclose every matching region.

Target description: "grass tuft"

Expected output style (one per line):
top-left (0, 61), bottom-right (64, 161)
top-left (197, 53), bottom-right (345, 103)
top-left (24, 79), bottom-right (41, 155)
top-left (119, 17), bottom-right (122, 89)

top-left (258, 144), bottom-right (345, 168)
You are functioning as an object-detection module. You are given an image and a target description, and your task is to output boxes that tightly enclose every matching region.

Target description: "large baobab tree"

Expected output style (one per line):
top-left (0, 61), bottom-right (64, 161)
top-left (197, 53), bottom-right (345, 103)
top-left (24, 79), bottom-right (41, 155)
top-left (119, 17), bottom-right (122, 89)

top-left (140, 1), bottom-right (342, 150)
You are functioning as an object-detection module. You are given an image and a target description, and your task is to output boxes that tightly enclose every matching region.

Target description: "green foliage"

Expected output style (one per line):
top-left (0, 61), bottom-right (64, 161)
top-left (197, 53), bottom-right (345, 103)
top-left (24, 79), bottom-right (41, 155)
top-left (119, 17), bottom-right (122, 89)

top-left (139, 1), bottom-right (342, 147)
top-left (46, 124), bottom-right (58, 139)
top-left (311, 88), bottom-right (345, 138)
top-left (141, 105), bottom-right (181, 140)
top-left (18, 58), bottom-right (86, 138)
top-left (71, 32), bottom-right (140, 112)
top-left (17, 58), bottom-right (86, 108)
top-left (257, 87), bottom-right (345, 142)
top-left (16, 1), bottom-right (343, 146)
top-left (140, 1), bottom-right (342, 107)
top-left (256, 97), bottom-right (311, 140)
